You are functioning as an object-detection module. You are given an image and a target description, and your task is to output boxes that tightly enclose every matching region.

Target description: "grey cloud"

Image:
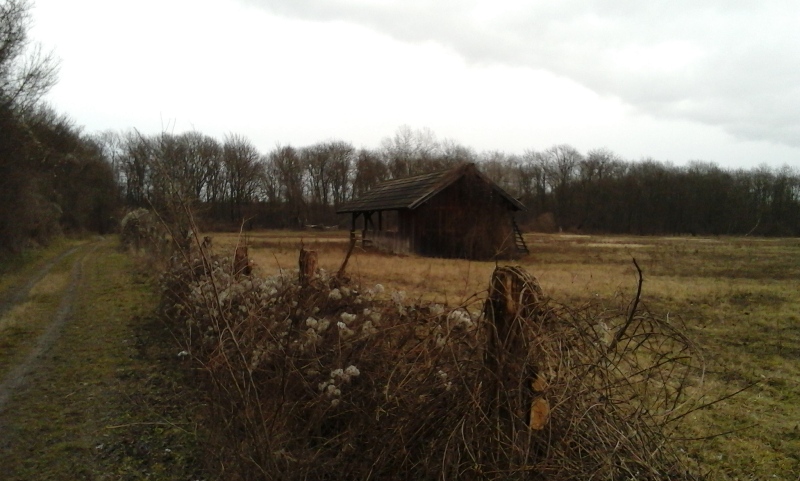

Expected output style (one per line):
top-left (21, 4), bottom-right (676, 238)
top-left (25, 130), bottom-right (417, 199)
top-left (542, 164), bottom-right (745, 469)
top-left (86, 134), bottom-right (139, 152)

top-left (242, 0), bottom-right (800, 147)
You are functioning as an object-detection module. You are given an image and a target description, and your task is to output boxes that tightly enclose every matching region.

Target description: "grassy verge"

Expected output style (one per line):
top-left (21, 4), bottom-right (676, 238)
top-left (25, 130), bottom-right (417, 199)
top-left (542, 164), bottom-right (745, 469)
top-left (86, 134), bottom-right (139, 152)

top-left (0, 240), bottom-right (205, 480)
top-left (0, 237), bottom-right (84, 279)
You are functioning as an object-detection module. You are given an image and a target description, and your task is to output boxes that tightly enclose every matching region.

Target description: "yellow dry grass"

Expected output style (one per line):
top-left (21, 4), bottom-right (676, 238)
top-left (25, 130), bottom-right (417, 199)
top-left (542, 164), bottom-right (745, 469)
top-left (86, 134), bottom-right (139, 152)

top-left (0, 302), bottom-right (36, 332)
top-left (0, 271), bottom-right (70, 333)
top-left (28, 272), bottom-right (70, 298)
top-left (209, 232), bottom-right (641, 306)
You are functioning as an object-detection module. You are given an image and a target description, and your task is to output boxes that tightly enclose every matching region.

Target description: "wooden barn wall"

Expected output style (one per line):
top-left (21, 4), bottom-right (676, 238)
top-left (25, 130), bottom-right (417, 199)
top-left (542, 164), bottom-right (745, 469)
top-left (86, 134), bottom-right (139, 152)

top-left (371, 231), bottom-right (411, 254)
top-left (410, 173), bottom-right (516, 259)
top-left (361, 210), bottom-right (413, 254)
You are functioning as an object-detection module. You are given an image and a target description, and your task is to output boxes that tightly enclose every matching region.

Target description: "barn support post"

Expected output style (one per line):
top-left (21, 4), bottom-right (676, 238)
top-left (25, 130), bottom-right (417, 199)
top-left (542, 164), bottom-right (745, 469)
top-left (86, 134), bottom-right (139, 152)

top-left (409, 213), bottom-right (416, 254)
top-left (349, 212), bottom-right (360, 243)
top-left (362, 211), bottom-right (374, 247)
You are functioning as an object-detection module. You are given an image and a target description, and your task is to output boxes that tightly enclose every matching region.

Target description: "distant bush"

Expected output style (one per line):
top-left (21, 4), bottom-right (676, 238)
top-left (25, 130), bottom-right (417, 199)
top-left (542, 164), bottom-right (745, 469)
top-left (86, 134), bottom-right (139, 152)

top-left (119, 209), bottom-right (163, 251)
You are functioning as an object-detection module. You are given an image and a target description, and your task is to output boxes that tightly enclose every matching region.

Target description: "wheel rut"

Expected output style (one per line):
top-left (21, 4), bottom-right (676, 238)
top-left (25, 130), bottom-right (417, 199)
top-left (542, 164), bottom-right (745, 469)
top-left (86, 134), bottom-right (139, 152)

top-left (0, 245), bottom-right (89, 413)
top-left (0, 246), bottom-right (80, 320)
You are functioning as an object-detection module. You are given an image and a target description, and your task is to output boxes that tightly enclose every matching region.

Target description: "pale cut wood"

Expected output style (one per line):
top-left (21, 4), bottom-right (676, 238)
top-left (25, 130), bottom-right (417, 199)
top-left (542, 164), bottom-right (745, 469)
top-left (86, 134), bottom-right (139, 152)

top-left (299, 248), bottom-right (318, 285)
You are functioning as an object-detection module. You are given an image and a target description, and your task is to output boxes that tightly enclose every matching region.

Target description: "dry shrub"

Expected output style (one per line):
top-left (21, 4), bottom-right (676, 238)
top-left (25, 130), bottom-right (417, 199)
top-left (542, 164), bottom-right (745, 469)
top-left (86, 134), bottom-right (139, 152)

top-left (120, 208), bottom-right (164, 251)
top-left (161, 251), bottom-right (703, 480)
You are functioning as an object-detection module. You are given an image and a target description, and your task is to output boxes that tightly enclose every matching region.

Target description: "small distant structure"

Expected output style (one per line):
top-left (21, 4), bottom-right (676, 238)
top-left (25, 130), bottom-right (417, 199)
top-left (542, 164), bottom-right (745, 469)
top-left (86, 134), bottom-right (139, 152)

top-left (336, 163), bottom-right (528, 260)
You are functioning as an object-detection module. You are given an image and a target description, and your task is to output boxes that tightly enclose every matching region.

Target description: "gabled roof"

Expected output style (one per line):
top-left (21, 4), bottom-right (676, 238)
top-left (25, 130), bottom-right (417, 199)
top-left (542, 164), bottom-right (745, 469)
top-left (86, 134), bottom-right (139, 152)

top-left (336, 163), bottom-right (525, 214)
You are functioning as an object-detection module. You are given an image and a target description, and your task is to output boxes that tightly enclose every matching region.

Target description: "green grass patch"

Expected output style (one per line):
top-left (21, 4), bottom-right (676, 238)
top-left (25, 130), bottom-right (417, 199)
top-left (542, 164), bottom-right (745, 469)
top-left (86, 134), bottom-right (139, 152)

top-left (0, 238), bottom-right (83, 285)
top-left (0, 247), bottom-right (82, 379)
top-left (0, 240), bottom-right (205, 480)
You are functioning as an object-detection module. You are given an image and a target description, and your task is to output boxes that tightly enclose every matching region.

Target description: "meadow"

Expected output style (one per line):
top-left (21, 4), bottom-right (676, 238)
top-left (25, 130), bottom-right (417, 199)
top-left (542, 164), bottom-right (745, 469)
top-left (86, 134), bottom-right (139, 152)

top-left (209, 229), bottom-right (800, 479)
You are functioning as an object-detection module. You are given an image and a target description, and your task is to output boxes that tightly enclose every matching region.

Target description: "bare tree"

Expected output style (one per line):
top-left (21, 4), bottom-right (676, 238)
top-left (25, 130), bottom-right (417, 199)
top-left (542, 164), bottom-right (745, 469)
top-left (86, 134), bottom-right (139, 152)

top-left (542, 144), bottom-right (582, 227)
top-left (479, 150), bottom-right (517, 195)
top-left (269, 144), bottom-right (306, 225)
top-left (119, 131), bottom-right (153, 207)
top-left (259, 153), bottom-right (281, 205)
top-left (543, 144), bottom-right (581, 192)
top-left (326, 140), bottom-right (355, 206)
top-left (352, 148), bottom-right (388, 199)
top-left (0, 0), bottom-right (58, 113)
top-left (440, 138), bottom-right (477, 165)
top-left (92, 130), bottom-right (126, 188)
top-left (223, 134), bottom-right (263, 222)
top-left (303, 143), bottom-right (332, 207)
top-left (381, 125), bottom-right (442, 178)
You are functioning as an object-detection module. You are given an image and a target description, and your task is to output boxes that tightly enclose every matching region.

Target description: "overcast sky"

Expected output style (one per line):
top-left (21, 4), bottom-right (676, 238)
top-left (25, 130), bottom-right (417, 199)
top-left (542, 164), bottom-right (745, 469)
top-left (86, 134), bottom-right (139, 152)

top-left (30, 0), bottom-right (800, 169)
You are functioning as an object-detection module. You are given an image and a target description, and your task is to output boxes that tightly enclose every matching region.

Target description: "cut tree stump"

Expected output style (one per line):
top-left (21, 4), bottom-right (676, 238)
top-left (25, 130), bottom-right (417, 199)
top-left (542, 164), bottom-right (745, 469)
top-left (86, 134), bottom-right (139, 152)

top-left (299, 248), bottom-right (318, 285)
top-left (483, 266), bottom-right (549, 434)
top-left (234, 245), bottom-right (252, 277)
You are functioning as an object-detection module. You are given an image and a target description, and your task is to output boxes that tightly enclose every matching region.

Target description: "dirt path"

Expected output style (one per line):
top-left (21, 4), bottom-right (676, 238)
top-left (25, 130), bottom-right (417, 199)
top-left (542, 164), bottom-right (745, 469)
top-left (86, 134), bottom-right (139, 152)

top-left (0, 245), bottom-right (80, 320)
top-left (0, 244), bottom-right (88, 412)
top-left (0, 241), bottom-right (204, 480)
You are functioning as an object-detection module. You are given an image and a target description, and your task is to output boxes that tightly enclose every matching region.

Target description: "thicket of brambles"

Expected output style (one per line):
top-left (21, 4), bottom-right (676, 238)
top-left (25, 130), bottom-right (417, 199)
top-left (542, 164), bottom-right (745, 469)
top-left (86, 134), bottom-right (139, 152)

top-left (146, 221), bottom-right (706, 480)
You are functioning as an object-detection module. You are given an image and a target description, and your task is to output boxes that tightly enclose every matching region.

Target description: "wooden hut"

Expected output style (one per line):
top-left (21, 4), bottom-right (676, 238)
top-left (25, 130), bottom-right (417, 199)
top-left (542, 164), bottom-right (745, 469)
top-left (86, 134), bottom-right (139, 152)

top-left (337, 163), bottom-right (528, 260)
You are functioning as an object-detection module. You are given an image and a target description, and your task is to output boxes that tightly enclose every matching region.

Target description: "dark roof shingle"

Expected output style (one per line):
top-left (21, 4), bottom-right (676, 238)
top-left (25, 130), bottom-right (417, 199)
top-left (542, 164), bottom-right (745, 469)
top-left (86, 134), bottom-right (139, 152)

top-left (336, 163), bottom-right (524, 213)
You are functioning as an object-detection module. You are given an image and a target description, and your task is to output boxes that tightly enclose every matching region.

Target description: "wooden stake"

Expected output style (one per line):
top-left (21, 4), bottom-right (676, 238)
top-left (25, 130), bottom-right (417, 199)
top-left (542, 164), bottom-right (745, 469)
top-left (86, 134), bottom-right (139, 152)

top-left (336, 235), bottom-right (357, 279)
top-left (299, 248), bottom-right (318, 285)
top-left (234, 245), bottom-right (252, 277)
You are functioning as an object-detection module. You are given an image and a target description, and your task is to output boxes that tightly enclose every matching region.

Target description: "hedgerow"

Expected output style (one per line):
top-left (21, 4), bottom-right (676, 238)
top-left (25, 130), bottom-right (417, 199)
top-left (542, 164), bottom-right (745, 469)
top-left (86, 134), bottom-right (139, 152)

top-left (160, 245), bottom-right (703, 480)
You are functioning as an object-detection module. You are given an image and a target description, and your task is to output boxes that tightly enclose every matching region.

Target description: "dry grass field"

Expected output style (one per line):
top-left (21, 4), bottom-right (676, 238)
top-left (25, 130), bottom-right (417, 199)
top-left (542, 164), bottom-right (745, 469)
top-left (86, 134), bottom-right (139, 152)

top-left (208, 229), bottom-right (799, 479)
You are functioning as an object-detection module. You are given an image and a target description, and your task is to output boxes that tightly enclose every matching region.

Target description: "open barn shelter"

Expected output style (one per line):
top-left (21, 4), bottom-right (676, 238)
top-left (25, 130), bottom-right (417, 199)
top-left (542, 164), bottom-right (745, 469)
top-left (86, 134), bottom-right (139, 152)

top-left (337, 163), bottom-right (528, 260)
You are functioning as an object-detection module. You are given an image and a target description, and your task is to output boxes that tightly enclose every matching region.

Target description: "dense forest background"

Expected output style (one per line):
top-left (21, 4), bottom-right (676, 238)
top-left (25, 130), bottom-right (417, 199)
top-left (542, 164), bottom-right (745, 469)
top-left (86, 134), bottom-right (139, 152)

top-left (2, 0), bottom-right (799, 254)
top-left (1, 0), bottom-right (118, 253)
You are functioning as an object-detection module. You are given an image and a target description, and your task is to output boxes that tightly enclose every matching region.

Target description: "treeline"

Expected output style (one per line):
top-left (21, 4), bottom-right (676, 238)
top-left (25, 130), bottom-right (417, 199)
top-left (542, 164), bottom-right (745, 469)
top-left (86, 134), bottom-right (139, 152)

top-left (96, 126), bottom-right (464, 230)
top-left (98, 126), bottom-right (800, 236)
top-left (490, 146), bottom-right (800, 236)
top-left (1, 0), bottom-right (118, 253)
